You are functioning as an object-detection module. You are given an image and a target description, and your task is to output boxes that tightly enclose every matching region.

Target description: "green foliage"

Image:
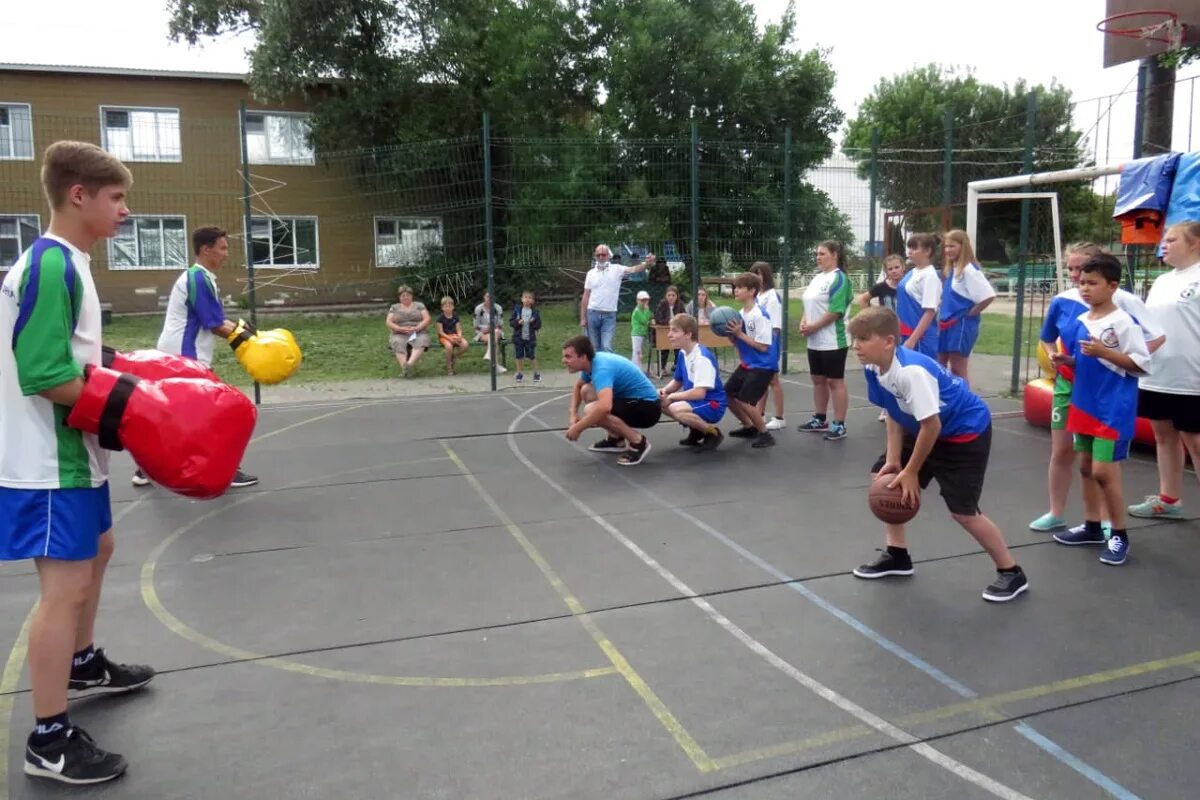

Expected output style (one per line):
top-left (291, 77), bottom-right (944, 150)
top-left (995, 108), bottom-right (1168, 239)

top-left (842, 65), bottom-right (1102, 251)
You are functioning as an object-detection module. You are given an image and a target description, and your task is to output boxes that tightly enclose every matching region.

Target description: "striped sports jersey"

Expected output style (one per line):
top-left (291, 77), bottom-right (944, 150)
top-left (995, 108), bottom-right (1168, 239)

top-left (896, 265), bottom-right (941, 356)
top-left (802, 269), bottom-right (853, 350)
top-left (674, 343), bottom-right (726, 409)
top-left (0, 235), bottom-right (108, 489)
top-left (1065, 308), bottom-right (1151, 442)
top-left (157, 265), bottom-right (225, 364)
top-left (864, 347), bottom-right (991, 439)
top-left (1039, 287), bottom-right (1161, 382)
top-left (938, 263), bottom-right (995, 327)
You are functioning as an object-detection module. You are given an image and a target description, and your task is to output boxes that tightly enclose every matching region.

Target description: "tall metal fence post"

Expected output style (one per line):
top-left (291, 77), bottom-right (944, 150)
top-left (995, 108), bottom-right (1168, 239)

top-left (868, 128), bottom-right (879, 270)
top-left (238, 101), bottom-right (261, 406)
top-left (690, 122), bottom-right (700, 306)
top-left (1010, 91), bottom-right (1037, 394)
top-left (482, 112), bottom-right (497, 392)
top-left (780, 127), bottom-right (792, 374)
top-left (942, 108), bottom-right (954, 209)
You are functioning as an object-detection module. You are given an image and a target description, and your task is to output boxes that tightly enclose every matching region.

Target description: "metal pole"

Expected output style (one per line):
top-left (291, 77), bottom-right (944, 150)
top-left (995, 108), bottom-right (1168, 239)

top-left (482, 111), bottom-right (497, 392)
top-left (868, 128), bottom-right (879, 270)
top-left (781, 127), bottom-right (792, 375)
top-left (942, 107), bottom-right (953, 208)
top-left (1133, 60), bottom-right (1149, 159)
top-left (690, 121), bottom-right (700, 307)
top-left (1010, 91), bottom-right (1036, 394)
top-left (238, 100), bottom-right (261, 406)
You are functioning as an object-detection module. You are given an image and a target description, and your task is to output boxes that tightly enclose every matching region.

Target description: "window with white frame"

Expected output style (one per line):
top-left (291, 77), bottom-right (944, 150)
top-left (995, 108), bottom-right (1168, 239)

top-left (108, 216), bottom-right (188, 270)
top-left (0, 104), bottom-right (34, 160)
top-left (250, 217), bottom-right (318, 268)
top-left (245, 112), bottom-right (314, 165)
top-left (375, 217), bottom-right (443, 267)
top-left (100, 107), bottom-right (181, 162)
top-left (0, 215), bottom-right (40, 268)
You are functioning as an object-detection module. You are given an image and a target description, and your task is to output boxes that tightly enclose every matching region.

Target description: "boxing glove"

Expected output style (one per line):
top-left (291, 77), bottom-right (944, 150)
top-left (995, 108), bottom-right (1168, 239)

top-left (227, 319), bottom-right (302, 385)
top-left (66, 365), bottom-right (257, 499)
top-left (101, 345), bottom-right (218, 382)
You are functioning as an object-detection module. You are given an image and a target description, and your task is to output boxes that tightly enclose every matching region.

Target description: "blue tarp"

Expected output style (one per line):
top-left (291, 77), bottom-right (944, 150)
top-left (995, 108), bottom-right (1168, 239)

top-left (1163, 151), bottom-right (1200, 230)
top-left (1114, 152), bottom-right (1180, 218)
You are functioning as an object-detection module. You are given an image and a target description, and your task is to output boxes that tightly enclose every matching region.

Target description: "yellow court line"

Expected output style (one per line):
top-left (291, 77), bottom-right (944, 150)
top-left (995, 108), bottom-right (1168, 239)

top-left (139, 457), bottom-right (617, 688)
top-left (0, 606), bottom-right (37, 795)
top-left (713, 647), bottom-right (1200, 770)
top-left (441, 442), bottom-right (716, 773)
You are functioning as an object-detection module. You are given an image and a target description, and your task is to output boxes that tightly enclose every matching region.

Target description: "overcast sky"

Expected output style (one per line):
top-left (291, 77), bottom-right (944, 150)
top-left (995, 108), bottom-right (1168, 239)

top-left (4, 0), bottom-right (1199, 159)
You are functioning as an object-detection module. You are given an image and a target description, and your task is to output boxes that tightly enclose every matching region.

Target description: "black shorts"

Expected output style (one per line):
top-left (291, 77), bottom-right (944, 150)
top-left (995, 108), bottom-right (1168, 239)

top-left (724, 366), bottom-right (774, 405)
top-left (612, 397), bottom-right (663, 429)
top-left (807, 347), bottom-right (849, 379)
top-left (870, 426), bottom-right (991, 516)
top-left (1137, 388), bottom-right (1200, 433)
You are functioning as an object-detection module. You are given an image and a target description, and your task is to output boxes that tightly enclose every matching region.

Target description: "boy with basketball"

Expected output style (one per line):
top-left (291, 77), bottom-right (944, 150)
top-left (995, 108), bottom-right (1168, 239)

top-left (848, 307), bottom-right (1027, 602)
top-left (1053, 254), bottom-right (1151, 566)
top-left (717, 272), bottom-right (776, 448)
top-left (659, 313), bottom-right (727, 451)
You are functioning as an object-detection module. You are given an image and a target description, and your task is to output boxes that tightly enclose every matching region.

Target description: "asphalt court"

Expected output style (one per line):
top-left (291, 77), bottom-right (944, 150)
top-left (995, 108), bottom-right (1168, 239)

top-left (1, 376), bottom-right (1199, 799)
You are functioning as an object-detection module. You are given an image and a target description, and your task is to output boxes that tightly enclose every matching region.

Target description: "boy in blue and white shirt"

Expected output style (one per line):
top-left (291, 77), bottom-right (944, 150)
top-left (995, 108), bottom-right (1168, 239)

top-left (716, 272), bottom-right (776, 448)
top-left (659, 313), bottom-right (727, 451)
top-left (847, 307), bottom-right (1028, 603)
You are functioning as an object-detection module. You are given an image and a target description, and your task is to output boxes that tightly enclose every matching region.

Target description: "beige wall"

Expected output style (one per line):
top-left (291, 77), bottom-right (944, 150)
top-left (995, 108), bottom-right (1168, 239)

top-left (0, 69), bottom-right (410, 312)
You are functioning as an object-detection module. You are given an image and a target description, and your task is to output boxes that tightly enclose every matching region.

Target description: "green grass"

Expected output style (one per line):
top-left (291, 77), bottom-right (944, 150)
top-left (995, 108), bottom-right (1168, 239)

top-left (103, 302), bottom-right (1024, 384)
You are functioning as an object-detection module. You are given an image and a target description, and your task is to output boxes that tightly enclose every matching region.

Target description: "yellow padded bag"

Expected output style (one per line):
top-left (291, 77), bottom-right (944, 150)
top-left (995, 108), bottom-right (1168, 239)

top-left (227, 320), bottom-right (302, 385)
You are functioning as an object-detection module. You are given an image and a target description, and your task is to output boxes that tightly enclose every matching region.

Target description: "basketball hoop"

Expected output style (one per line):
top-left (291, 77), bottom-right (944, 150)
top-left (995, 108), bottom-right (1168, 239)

top-left (1098, 10), bottom-right (1185, 50)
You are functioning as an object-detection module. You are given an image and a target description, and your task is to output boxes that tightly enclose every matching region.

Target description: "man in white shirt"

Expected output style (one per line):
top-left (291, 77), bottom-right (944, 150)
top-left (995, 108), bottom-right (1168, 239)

top-left (579, 244), bottom-right (655, 352)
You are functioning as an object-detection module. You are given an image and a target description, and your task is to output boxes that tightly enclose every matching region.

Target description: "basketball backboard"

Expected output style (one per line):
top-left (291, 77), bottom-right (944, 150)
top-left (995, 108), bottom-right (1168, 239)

top-left (1102, 0), bottom-right (1200, 66)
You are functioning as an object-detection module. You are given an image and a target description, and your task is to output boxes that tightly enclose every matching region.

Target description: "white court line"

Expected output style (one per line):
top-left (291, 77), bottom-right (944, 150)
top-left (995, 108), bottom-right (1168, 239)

top-left (503, 395), bottom-right (1035, 800)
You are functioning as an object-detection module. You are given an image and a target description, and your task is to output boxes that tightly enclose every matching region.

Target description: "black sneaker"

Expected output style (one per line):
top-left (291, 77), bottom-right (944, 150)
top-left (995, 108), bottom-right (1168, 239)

top-left (25, 727), bottom-right (127, 785)
top-left (617, 437), bottom-right (652, 466)
top-left (588, 436), bottom-right (627, 452)
top-left (130, 470), bottom-right (150, 487)
top-left (69, 648), bottom-right (155, 697)
top-left (982, 568), bottom-right (1029, 603)
top-left (679, 429), bottom-right (705, 446)
top-left (751, 430), bottom-right (776, 448)
top-left (696, 429), bottom-right (724, 452)
top-left (230, 469), bottom-right (259, 488)
top-left (853, 549), bottom-right (914, 579)
top-left (728, 426), bottom-right (758, 438)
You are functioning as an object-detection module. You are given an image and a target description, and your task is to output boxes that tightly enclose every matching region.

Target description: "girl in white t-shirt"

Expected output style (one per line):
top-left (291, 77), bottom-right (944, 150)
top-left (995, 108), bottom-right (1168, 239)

top-left (749, 261), bottom-right (786, 430)
top-left (937, 229), bottom-right (996, 384)
top-left (1129, 221), bottom-right (1200, 520)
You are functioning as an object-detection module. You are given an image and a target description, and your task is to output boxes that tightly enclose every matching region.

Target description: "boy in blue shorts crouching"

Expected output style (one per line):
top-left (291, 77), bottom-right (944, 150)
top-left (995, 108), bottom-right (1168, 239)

top-left (847, 307), bottom-right (1028, 603)
top-left (659, 313), bottom-right (727, 451)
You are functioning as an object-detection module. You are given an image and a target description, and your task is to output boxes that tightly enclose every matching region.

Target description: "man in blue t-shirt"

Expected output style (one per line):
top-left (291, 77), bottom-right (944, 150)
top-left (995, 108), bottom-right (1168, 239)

top-left (562, 334), bottom-right (661, 466)
top-left (847, 307), bottom-right (1028, 604)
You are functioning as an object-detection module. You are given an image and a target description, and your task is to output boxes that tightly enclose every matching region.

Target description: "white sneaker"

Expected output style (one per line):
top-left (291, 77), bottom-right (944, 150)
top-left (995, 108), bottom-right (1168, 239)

top-left (496, 364), bottom-right (508, 374)
top-left (878, 410), bottom-right (887, 422)
top-left (765, 417), bottom-right (786, 431)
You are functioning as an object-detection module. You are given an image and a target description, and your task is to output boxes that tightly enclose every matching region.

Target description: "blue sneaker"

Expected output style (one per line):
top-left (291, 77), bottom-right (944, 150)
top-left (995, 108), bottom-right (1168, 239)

top-left (1099, 534), bottom-right (1128, 565)
top-left (1029, 512), bottom-right (1066, 532)
top-left (823, 422), bottom-right (847, 441)
top-left (1052, 523), bottom-right (1108, 546)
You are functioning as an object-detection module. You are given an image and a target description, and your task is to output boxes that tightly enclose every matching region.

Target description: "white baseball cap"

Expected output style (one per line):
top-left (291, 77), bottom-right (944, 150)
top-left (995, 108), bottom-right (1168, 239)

top-left (636, 290), bottom-right (650, 300)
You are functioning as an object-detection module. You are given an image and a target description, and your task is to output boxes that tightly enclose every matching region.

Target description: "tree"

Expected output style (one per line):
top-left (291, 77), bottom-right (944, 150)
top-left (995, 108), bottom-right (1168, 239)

top-left (842, 65), bottom-right (1102, 254)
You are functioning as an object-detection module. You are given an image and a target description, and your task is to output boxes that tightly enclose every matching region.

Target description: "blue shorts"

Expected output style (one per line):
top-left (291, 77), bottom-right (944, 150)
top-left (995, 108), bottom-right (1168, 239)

top-left (938, 316), bottom-right (981, 356)
top-left (0, 484), bottom-right (112, 561)
top-left (689, 398), bottom-right (727, 424)
top-left (513, 339), bottom-right (537, 360)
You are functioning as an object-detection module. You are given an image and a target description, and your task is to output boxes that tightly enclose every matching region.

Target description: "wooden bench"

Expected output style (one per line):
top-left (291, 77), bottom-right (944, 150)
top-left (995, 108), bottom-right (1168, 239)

top-left (405, 336), bottom-right (508, 367)
top-left (648, 323), bottom-right (735, 373)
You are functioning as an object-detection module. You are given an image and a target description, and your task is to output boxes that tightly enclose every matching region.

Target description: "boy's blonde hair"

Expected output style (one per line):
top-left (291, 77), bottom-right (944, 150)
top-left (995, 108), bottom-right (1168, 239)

top-left (440, 296), bottom-right (455, 306)
top-left (41, 141), bottom-right (132, 210)
top-left (669, 313), bottom-right (699, 340)
top-left (942, 229), bottom-right (978, 279)
top-left (521, 290), bottom-right (535, 299)
top-left (847, 306), bottom-right (900, 341)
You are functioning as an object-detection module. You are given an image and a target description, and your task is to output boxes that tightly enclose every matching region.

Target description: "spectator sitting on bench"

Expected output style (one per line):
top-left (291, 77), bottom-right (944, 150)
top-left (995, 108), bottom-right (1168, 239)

top-left (474, 291), bottom-right (507, 374)
top-left (387, 285), bottom-right (431, 378)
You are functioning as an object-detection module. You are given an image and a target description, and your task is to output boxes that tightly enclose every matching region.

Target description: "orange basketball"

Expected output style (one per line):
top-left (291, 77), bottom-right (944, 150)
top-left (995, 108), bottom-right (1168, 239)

top-left (868, 472), bottom-right (920, 524)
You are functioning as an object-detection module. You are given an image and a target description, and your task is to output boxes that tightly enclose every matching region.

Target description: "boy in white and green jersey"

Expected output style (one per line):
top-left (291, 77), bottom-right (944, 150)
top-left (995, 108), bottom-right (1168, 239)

top-left (0, 141), bottom-right (155, 786)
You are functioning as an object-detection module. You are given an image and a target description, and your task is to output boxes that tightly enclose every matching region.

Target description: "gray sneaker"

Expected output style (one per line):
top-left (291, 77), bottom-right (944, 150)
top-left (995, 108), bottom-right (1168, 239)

top-left (1128, 495), bottom-right (1183, 519)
